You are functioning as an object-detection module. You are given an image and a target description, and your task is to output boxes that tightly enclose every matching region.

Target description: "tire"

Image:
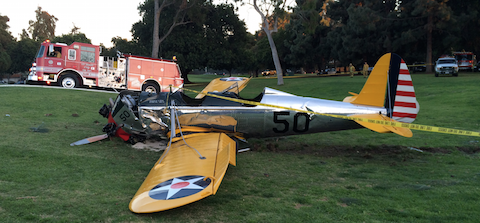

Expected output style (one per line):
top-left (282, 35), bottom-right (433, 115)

top-left (59, 74), bottom-right (79, 88)
top-left (142, 82), bottom-right (160, 93)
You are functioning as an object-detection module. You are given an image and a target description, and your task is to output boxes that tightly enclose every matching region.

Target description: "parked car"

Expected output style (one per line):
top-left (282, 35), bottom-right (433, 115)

top-left (435, 58), bottom-right (458, 77)
top-left (475, 61), bottom-right (480, 72)
top-left (262, 70), bottom-right (276, 76)
top-left (319, 68), bottom-right (334, 75)
top-left (412, 62), bottom-right (426, 73)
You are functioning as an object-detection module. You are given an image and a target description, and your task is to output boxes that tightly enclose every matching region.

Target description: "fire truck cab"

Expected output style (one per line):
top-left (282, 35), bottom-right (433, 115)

top-left (452, 52), bottom-right (476, 71)
top-left (28, 40), bottom-right (183, 93)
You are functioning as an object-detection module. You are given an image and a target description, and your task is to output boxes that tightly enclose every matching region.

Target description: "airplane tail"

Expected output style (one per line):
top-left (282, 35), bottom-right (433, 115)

top-left (343, 53), bottom-right (420, 137)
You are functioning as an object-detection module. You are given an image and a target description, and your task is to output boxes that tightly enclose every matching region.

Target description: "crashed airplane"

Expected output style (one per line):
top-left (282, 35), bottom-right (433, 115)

top-left (73, 53), bottom-right (419, 213)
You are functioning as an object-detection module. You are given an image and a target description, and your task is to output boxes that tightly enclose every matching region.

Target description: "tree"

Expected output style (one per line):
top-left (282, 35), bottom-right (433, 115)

top-left (110, 36), bottom-right (149, 56)
top-left (251, 0), bottom-right (286, 85)
top-left (326, 0), bottom-right (402, 66)
top-left (28, 7), bottom-right (58, 41)
top-left (238, 33), bottom-right (258, 76)
top-left (203, 4), bottom-right (250, 74)
top-left (132, 1), bottom-right (250, 82)
top-left (410, 0), bottom-right (453, 72)
top-left (7, 30), bottom-right (39, 73)
top-left (447, 0), bottom-right (480, 53)
top-left (150, 0), bottom-right (203, 58)
top-left (286, 0), bottom-right (331, 72)
top-left (322, 0), bottom-right (457, 68)
top-left (0, 14), bottom-right (14, 74)
top-left (52, 26), bottom-right (91, 45)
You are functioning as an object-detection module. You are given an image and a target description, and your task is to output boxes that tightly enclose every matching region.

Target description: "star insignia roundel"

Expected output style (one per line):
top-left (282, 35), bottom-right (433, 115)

top-left (149, 175), bottom-right (211, 200)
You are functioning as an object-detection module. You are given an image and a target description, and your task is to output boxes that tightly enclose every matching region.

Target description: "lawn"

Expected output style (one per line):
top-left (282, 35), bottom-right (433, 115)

top-left (0, 72), bottom-right (479, 222)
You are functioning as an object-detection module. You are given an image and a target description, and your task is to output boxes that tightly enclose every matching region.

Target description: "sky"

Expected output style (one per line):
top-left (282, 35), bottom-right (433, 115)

top-left (1, 0), bottom-right (263, 47)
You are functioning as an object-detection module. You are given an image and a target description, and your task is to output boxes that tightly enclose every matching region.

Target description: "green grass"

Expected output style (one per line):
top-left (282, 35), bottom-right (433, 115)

top-left (1, 73), bottom-right (480, 222)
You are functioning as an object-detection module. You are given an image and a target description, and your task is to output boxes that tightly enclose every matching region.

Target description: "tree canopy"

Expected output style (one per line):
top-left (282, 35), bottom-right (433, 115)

top-left (279, 0), bottom-right (478, 72)
top-left (28, 6), bottom-right (58, 41)
top-left (52, 26), bottom-right (91, 45)
top-left (130, 1), bottom-right (251, 82)
top-left (1, 0), bottom-right (478, 80)
top-left (0, 14), bottom-right (14, 73)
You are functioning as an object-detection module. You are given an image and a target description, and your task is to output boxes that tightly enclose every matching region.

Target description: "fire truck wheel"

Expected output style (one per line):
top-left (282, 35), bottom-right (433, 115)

top-left (60, 74), bottom-right (79, 88)
top-left (142, 83), bottom-right (160, 93)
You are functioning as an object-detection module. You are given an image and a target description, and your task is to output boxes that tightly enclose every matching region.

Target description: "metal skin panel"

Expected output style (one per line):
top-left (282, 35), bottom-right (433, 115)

top-left (113, 87), bottom-right (388, 139)
top-left (111, 95), bottom-right (145, 135)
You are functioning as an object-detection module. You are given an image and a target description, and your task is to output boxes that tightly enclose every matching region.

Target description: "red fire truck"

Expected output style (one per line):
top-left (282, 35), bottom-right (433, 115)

top-left (27, 40), bottom-right (183, 93)
top-left (452, 51), bottom-right (476, 71)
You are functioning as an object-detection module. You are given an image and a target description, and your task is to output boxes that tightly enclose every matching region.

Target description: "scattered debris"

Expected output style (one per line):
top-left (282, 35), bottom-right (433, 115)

top-left (45, 114), bottom-right (52, 116)
top-left (30, 122), bottom-right (49, 133)
top-left (16, 196), bottom-right (37, 201)
top-left (238, 148), bottom-right (251, 153)
top-left (72, 113), bottom-right (79, 117)
top-left (5, 114), bottom-right (10, 117)
top-left (409, 147), bottom-right (423, 153)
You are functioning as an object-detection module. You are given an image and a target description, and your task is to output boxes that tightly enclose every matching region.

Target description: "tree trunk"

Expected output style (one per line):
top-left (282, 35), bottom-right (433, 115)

top-left (263, 24), bottom-right (284, 85)
top-left (426, 14), bottom-right (433, 73)
top-left (253, 0), bottom-right (283, 85)
top-left (152, 0), bottom-right (160, 58)
top-left (181, 68), bottom-right (192, 84)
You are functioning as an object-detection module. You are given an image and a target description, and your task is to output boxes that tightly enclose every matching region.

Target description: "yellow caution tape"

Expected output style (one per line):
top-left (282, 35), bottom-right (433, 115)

top-left (182, 88), bottom-right (480, 137)
top-left (407, 63), bottom-right (434, 67)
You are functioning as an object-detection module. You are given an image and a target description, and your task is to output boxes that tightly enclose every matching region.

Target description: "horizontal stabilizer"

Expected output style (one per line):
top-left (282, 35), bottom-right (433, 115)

top-left (129, 133), bottom-right (237, 213)
top-left (350, 114), bottom-right (412, 137)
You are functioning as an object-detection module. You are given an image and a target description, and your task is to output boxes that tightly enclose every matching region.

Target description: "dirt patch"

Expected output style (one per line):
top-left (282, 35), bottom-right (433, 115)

top-left (255, 142), bottom-right (413, 158)
top-left (252, 139), bottom-right (480, 158)
top-left (294, 203), bottom-right (312, 209)
top-left (456, 147), bottom-right (480, 154)
top-left (417, 147), bottom-right (452, 154)
top-left (132, 140), bottom-right (168, 152)
top-left (132, 137), bottom-right (480, 157)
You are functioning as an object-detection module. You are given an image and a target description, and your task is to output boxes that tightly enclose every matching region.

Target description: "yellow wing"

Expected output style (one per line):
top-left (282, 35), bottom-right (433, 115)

top-left (129, 133), bottom-right (237, 213)
top-left (195, 77), bottom-right (251, 99)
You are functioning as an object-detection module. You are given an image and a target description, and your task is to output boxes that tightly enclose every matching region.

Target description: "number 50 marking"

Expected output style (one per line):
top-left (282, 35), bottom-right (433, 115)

top-left (119, 110), bottom-right (131, 121)
top-left (273, 111), bottom-right (310, 133)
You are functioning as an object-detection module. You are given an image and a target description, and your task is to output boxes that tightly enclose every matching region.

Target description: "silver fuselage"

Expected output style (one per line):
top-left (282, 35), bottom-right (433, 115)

top-left (113, 88), bottom-right (387, 139)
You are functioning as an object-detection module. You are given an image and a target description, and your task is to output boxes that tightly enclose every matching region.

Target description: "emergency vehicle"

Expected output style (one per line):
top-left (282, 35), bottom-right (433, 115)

top-left (27, 40), bottom-right (183, 93)
top-left (452, 51), bottom-right (476, 71)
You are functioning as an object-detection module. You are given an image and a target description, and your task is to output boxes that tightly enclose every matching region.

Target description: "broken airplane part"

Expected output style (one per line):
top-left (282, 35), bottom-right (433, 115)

top-left (74, 53), bottom-right (419, 213)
